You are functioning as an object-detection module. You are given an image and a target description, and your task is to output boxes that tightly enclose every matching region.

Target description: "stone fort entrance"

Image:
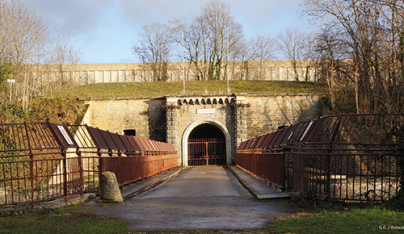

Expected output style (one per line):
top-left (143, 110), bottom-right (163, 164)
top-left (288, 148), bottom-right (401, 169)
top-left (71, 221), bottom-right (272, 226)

top-left (81, 94), bottom-right (322, 167)
top-left (182, 120), bottom-right (231, 166)
top-left (187, 124), bottom-right (226, 166)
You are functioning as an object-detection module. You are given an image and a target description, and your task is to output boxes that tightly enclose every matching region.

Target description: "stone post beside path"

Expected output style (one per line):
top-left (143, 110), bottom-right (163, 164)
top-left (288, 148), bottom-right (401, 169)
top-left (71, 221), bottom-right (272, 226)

top-left (100, 171), bottom-right (123, 203)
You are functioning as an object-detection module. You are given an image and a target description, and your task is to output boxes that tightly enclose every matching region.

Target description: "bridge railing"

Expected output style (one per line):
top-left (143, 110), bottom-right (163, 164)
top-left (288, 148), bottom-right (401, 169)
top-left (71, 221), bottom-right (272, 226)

top-left (0, 122), bottom-right (178, 207)
top-left (237, 113), bottom-right (403, 202)
top-left (236, 122), bottom-right (309, 190)
top-left (0, 122), bottom-right (82, 206)
top-left (67, 124), bottom-right (178, 186)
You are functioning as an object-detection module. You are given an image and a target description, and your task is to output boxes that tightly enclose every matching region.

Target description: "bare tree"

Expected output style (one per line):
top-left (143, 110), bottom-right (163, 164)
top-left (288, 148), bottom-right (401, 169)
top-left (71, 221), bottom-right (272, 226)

top-left (250, 33), bottom-right (277, 79)
top-left (313, 28), bottom-right (347, 111)
top-left (231, 38), bottom-right (255, 80)
top-left (0, 0), bottom-right (83, 108)
top-left (0, 0), bottom-right (48, 107)
top-left (276, 28), bottom-right (310, 81)
top-left (133, 23), bottom-right (173, 82)
top-left (302, 0), bottom-right (404, 114)
top-left (170, 18), bottom-right (206, 80)
top-left (38, 24), bottom-right (83, 95)
top-left (196, 0), bottom-right (244, 80)
top-left (169, 1), bottom-right (245, 81)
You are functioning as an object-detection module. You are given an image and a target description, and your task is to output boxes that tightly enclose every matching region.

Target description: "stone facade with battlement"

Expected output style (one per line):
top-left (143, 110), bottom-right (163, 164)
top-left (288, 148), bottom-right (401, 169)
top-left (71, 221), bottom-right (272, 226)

top-left (81, 94), bottom-right (323, 166)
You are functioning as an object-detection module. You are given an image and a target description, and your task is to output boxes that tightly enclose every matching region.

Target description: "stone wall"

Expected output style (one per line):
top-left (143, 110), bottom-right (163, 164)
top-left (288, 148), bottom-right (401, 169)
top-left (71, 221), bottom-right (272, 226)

top-left (246, 95), bottom-right (323, 138)
top-left (81, 94), bottom-right (323, 165)
top-left (82, 98), bottom-right (166, 141)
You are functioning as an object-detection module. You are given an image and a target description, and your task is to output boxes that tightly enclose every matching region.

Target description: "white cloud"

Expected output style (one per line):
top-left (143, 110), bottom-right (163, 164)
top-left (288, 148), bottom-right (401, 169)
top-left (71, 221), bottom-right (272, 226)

top-left (29, 0), bottom-right (113, 33)
top-left (27, 0), bottom-right (312, 63)
top-left (30, 0), bottom-right (309, 38)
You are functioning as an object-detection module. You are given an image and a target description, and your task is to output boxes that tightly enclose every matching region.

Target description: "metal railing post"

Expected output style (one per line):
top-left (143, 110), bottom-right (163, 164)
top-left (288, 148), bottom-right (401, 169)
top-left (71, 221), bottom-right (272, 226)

top-left (62, 148), bottom-right (68, 201)
top-left (24, 122), bottom-right (34, 206)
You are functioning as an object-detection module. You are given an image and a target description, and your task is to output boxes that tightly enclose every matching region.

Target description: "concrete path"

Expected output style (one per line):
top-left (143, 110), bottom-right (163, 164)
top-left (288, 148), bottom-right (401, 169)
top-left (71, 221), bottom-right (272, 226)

top-left (136, 166), bottom-right (245, 198)
top-left (229, 166), bottom-right (291, 199)
top-left (81, 166), bottom-right (293, 231)
top-left (120, 167), bottom-right (184, 199)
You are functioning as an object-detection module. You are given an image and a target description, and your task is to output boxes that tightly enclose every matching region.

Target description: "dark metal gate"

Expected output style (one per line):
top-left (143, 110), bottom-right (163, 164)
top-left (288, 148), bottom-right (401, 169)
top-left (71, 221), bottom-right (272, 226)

top-left (188, 138), bottom-right (226, 166)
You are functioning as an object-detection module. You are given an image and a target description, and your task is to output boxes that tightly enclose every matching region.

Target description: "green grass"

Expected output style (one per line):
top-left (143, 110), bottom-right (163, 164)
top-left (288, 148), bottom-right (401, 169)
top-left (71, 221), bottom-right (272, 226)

top-left (45, 80), bottom-right (323, 99)
top-left (2, 205), bottom-right (404, 233)
top-left (270, 208), bottom-right (404, 234)
top-left (0, 207), bottom-right (128, 234)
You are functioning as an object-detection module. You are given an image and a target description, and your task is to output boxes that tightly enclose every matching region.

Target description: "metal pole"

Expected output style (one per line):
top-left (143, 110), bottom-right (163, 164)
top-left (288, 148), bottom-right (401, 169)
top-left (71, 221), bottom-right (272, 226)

top-left (182, 26), bottom-right (185, 95)
top-left (9, 82), bottom-right (12, 104)
top-left (7, 79), bottom-right (15, 104)
top-left (227, 25), bottom-right (230, 95)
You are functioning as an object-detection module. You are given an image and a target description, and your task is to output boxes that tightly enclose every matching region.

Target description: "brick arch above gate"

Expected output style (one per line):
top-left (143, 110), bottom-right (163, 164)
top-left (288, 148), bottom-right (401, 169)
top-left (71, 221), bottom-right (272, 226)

top-left (182, 119), bottom-right (231, 167)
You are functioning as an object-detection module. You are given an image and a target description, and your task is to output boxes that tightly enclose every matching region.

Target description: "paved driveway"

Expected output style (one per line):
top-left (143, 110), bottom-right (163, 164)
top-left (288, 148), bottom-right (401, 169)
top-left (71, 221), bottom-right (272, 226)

top-left (82, 166), bottom-right (293, 231)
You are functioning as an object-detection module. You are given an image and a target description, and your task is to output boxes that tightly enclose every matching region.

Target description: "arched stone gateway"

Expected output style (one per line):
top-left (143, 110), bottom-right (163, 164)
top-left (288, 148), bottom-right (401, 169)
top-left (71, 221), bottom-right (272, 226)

top-left (182, 119), bottom-right (231, 167)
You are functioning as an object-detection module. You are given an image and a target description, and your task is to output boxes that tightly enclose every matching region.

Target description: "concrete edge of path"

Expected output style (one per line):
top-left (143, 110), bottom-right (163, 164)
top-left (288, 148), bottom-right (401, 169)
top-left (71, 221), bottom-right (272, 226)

top-left (120, 167), bottom-right (186, 200)
top-left (227, 165), bottom-right (292, 200)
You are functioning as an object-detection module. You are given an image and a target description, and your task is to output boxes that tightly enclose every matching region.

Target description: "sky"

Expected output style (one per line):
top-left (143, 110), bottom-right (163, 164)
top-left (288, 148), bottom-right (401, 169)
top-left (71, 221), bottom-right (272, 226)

top-left (29, 0), bottom-right (314, 64)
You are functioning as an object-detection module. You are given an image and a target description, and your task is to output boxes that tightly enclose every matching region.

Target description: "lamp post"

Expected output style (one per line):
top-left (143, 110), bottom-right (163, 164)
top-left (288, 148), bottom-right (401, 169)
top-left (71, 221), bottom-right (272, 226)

top-left (182, 25), bottom-right (185, 95)
top-left (7, 79), bottom-right (15, 104)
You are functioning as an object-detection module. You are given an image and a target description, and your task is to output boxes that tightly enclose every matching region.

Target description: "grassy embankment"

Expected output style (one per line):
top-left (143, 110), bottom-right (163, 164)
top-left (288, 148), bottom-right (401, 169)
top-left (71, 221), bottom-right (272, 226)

top-left (45, 80), bottom-right (322, 99)
top-left (0, 80), bottom-right (322, 123)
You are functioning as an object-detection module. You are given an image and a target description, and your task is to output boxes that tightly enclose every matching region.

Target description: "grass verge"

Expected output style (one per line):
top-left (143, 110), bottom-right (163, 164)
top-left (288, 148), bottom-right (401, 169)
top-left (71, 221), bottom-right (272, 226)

top-left (0, 206), bottom-right (268, 234)
top-left (270, 205), bottom-right (404, 234)
top-left (0, 207), bottom-right (128, 234)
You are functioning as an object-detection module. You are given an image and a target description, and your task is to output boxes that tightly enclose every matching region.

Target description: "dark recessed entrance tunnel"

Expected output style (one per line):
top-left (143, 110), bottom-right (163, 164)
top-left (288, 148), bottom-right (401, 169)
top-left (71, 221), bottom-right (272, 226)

top-left (189, 124), bottom-right (225, 139)
top-left (188, 124), bottom-right (226, 166)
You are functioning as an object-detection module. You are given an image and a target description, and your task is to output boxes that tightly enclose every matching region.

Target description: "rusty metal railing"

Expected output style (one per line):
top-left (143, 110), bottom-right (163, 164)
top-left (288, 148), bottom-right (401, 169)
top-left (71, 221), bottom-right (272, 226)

top-left (0, 121), bottom-right (81, 206)
top-left (237, 113), bottom-right (403, 201)
top-left (293, 114), bottom-right (403, 201)
top-left (236, 125), bottom-right (300, 190)
top-left (67, 125), bottom-right (178, 187)
top-left (0, 122), bottom-right (178, 207)
top-left (100, 154), bottom-right (178, 185)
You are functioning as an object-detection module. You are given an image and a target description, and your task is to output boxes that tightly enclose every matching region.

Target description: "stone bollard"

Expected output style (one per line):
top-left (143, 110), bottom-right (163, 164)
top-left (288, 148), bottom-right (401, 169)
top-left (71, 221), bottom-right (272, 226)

top-left (100, 171), bottom-right (123, 203)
